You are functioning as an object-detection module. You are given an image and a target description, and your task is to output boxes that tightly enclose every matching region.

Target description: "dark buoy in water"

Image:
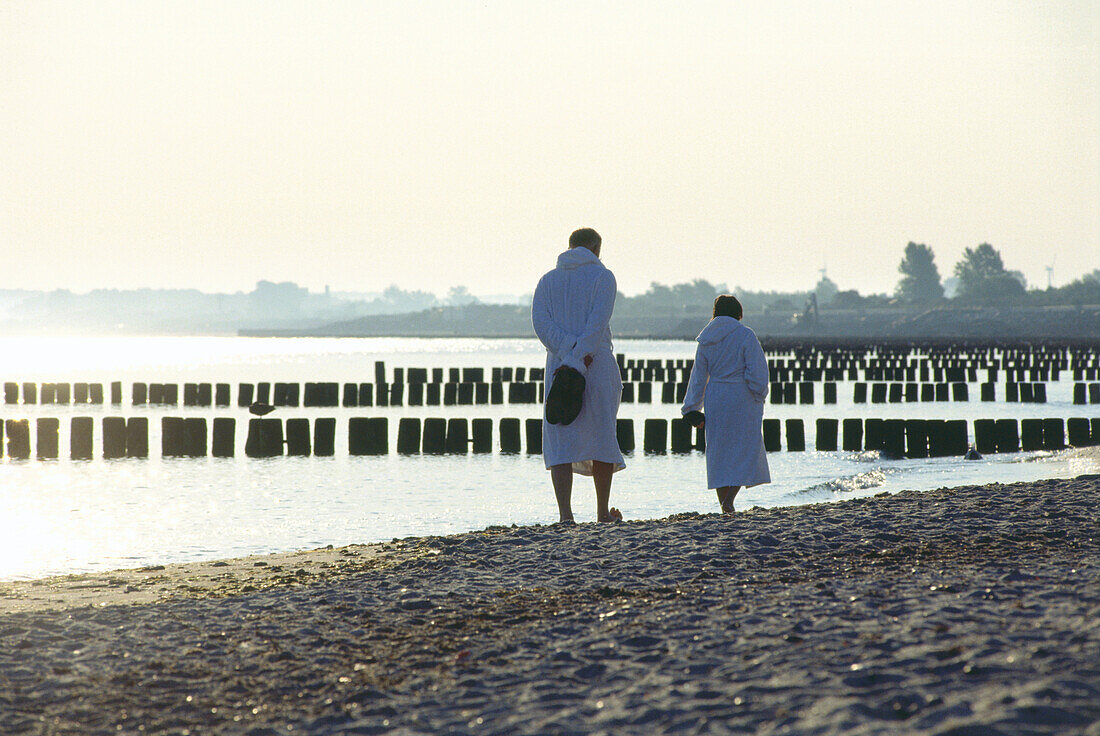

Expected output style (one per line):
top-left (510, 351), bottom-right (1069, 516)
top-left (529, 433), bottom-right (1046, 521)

top-left (965, 446), bottom-right (982, 460)
top-left (249, 401), bottom-right (276, 416)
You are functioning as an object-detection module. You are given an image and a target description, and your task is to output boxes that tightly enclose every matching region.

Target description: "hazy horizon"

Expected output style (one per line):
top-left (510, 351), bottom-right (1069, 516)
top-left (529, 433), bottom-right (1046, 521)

top-left (2, 1), bottom-right (1096, 297)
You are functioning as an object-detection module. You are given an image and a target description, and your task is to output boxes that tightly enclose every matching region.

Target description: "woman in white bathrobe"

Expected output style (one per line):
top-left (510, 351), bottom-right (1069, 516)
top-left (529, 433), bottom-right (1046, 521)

top-left (532, 229), bottom-right (625, 523)
top-left (681, 295), bottom-right (770, 513)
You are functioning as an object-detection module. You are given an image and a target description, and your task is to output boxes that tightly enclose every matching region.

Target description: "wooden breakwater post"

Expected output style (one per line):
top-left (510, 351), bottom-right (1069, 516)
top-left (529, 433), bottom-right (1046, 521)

top-left (762, 419), bottom-right (781, 452)
top-left (471, 418), bottom-right (492, 453)
top-left (71, 417), bottom-right (94, 460)
top-left (349, 417), bottom-right (387, 455)
top-left (303, 383), bottom-right (339, 408)
top-left (1020, 418), bottom-right (1043, 451)
top-left (525, 419), bottom-right (542, 454)
top-left (163, 417), bottom-right (207, 457)
top-left (994, 419), bottom-right (1019, 453)
top-left (936, 420), bottom-right (968, 456)
top-left (5, 419), bottom-right (30, 459)
top-left (1042, 418), bottom-right (1065, 450)
top-left (905, 419), bottom-right (928, 458)
top-left (422, 418), bottom-right (446, 454)
top-left (816, 418), bottom-right (838, 451)
top-left (974, 419), bottom-right (996, 454)
top-left (643, 418), bottom-right (667, 453)
top-left (286, 418), bottom-right (312, 456)
top-left (498, 418), bottom-right (521, 453)
top-left (445, 418), bottom-right (468, 454)
top-left (785, 419), bottom-right (805, 452)
top-left (4, 382), bottom-right (17, 404)
top-left (103, 417), bottom-right (144, 458)
top-left (245, 418), bottom-right (283, 458)
top-left (274, 382), bottom-right (300, 407)
top-left (212, 418), bottom-right (235, 457)
top-left (670, 418), bottom-right (692, 453)
top-left (397, 417), bottom-right (421, 454)
top-left (616, 418), bottom-right (635, 454)
top-left (37, 418), bottom-right (59, 459)
top-left (1067, 418), bottom-right (1092, 447)
top-left (842, 418), bottom-right (863, 451)
top-left (128, 418), bottom-right (149, 458)
top-left (883, 419), bottom-right (906, 458)
top-left (314, 418), bottom-right (336, 456)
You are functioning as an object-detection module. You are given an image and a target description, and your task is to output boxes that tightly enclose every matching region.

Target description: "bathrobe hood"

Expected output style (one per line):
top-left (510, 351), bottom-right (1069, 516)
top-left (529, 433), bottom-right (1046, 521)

top-left (555, 247), bottom-right (602, 270)
top-left (696, 316), bottom-right (742, 345)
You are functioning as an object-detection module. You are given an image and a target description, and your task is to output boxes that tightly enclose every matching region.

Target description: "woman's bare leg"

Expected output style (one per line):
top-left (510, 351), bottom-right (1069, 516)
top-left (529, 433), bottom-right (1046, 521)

top-left (592, 461), bottom-right (620, 521)
top-left (550, 463), bottom-right (574, 522)
top-left (716, 486), bottom-right (741, 514)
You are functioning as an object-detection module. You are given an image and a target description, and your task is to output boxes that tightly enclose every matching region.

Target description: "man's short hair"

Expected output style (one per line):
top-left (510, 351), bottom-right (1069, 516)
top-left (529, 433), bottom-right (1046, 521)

top-left (713, 294), bottom-right (743, 320)
top-left (569, 228), bottom-right (601, 251)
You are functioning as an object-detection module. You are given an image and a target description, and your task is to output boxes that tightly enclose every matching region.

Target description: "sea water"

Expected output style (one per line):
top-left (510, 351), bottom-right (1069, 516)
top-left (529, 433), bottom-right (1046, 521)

top-left (1, 336), bottom-right (1096, 580)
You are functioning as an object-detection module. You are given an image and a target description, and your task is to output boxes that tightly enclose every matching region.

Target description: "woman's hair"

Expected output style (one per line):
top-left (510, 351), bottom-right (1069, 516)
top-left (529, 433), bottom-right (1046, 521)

top-left (713, 294), bottom-right (743, 320)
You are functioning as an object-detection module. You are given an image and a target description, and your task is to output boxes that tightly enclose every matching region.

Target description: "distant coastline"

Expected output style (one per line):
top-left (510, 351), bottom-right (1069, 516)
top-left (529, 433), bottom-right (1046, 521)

top-left (239, 303), bottom-right (1100, 344)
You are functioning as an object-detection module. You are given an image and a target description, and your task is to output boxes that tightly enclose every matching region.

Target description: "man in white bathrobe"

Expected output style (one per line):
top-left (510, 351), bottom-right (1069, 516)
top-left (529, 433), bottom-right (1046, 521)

top-left (532, 228), bottom-right (625, 523)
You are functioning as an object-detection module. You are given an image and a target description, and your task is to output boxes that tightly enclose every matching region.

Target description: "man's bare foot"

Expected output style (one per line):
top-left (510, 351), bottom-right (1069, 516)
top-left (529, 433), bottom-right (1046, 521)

top-left (721, 505), bottom-right (735, 515)
top-left (598, 507), bottom-right (623, 523)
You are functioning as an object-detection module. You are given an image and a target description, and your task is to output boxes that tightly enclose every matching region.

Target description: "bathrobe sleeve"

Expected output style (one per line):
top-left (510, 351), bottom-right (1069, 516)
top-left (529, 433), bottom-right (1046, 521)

top-left (681, 346), bottom-right (709, 415)
top-left (743, 335), bottom-right (769, 403)
top-left (568, 270), bottom-right (617, 373)
top-left (531, 275), bottom-right (577, 362)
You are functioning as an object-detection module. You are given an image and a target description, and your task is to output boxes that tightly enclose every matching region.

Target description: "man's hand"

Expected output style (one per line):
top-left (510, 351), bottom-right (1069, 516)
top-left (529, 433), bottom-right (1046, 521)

top-left (584, 354), bottom-right (593, 368)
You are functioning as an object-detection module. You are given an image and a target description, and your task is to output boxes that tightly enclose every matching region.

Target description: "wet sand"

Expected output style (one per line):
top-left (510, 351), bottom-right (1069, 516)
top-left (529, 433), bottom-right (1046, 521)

top-left (2, 475), bottom-right (1099, 735)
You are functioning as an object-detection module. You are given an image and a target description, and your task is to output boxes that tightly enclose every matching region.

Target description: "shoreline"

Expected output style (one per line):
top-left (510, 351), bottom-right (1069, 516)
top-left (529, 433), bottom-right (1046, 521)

top-left (3, 475), bottom-right (1099, 734)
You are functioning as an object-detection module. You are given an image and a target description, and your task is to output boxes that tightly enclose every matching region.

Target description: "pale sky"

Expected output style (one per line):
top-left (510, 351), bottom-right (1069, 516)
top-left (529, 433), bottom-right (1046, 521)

top-left (1, 0), bottom-right (1096, 297)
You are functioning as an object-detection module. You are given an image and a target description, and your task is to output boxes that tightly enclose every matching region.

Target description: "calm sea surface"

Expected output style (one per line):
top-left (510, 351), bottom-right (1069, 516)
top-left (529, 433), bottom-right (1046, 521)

top-left (1, 336), bottom-right (1097, 580)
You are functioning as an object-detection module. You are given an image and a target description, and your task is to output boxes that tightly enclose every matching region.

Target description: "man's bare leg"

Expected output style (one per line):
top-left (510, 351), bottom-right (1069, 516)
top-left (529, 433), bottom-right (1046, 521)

top-left (593, 461), bottom-right (620, 522)
top-left (716, 486), bottom-right (741, 514)
top-left (550, 463), bottom-right (574, 522)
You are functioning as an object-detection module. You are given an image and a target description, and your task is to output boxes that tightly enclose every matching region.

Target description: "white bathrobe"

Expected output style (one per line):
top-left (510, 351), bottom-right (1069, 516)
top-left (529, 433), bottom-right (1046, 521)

top-left (532, 247), bottom-right (625, 475)
top-left (681, 316), bottom-right (770, 489)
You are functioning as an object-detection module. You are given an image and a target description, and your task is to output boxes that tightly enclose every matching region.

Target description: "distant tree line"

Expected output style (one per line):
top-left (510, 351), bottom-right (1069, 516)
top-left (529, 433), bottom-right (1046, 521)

top-left (894, 241), bottom-right (1099, 307)
top-left (617, 242), bottom-right (1098, 317)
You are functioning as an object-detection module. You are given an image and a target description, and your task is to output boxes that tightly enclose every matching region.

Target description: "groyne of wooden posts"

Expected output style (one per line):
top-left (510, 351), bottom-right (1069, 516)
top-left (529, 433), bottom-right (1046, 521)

top-left (2, 344), bottom-right (1098, 460)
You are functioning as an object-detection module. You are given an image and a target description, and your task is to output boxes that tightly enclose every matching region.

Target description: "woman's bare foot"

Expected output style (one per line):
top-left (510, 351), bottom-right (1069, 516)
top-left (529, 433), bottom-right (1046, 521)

top-left (717, 486), bottom-right (740, 515)
top-left (598, 507), bottom-right (623, 523)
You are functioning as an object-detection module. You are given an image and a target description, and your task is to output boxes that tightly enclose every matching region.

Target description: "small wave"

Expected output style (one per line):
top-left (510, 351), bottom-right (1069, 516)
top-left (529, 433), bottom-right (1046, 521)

top-left (847, 450), bottom-right (893, 463)
top-left (795, 468), bottom-right (893, 496)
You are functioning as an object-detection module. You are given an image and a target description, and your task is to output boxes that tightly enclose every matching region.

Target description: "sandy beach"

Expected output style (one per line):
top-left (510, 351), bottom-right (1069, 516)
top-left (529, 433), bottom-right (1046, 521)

top-left (2, 476), bottom-right (1098, 735)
